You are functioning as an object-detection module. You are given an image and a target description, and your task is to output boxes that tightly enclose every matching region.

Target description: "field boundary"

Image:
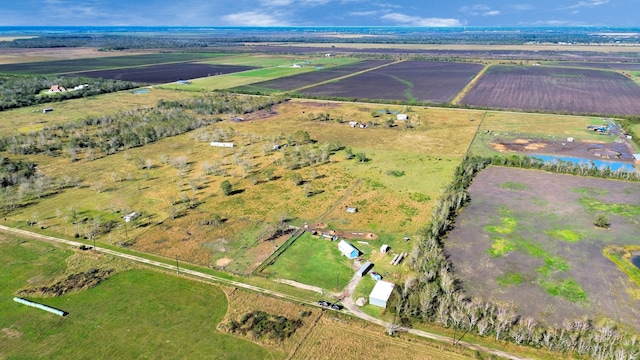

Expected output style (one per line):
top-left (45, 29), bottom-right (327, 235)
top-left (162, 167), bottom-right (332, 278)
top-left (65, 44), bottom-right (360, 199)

top-left (252, 228), bottom-right (305, 275)
top-left (451, 64), bottom-right (490, 105)
top-left (289, 60), bottom-right (405, 93)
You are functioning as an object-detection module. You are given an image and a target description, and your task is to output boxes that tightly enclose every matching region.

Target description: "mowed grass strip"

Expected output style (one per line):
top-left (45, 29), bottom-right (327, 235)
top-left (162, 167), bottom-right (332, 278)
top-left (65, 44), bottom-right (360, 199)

top-left (264, 232), bottom-right (353, 291)
top-left (0, 236), bottom-right (272, 359)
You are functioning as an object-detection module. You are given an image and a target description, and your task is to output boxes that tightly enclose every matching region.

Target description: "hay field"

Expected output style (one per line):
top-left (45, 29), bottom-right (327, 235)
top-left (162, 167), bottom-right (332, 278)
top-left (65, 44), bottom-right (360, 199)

top-left (292, 315), bottom-right (475, 360)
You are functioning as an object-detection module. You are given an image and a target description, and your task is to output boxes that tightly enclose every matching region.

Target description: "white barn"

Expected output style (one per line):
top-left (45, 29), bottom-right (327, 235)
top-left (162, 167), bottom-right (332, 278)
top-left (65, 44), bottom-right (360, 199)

top-left (338, 240), bottom-right (359, 259)
top-left (369, 280), bottom-right (395, 308)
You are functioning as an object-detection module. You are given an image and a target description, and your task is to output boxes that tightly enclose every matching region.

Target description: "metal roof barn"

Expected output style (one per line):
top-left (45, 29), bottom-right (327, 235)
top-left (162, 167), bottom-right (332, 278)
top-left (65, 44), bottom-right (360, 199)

top-left (369, 280), bottom-right (395, 308)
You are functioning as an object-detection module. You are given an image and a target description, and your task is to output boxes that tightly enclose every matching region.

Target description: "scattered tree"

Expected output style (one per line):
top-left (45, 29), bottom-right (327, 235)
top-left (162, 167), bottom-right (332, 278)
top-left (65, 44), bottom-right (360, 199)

top-left (220, 180), bottom-right (232, 196)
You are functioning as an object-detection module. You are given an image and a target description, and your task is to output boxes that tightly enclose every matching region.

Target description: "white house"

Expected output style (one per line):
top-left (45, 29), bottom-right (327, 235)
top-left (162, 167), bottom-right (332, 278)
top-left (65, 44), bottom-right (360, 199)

top-left (338, 240), bottom-right (359, 259)
top-left (369, 280), bottom-right (395, 308)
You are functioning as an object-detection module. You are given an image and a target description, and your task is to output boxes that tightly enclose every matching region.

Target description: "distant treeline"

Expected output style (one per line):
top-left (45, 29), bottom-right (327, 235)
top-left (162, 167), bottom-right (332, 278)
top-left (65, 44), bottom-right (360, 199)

top-left (0, 75), bottom-right (137, 111)
top-left (392, 155), bottom-right (639, 360)
top-left (2, 31), bottom-right (640, 51)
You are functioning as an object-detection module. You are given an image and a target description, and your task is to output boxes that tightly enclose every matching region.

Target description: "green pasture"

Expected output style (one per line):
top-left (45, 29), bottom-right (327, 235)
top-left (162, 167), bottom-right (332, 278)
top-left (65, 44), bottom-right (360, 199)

top-left (263, 232), bottom-right (353, 291)
top-left (0, 236), bottom-right (272, 359)
top-left (0, 53), bottom-right (225, 75)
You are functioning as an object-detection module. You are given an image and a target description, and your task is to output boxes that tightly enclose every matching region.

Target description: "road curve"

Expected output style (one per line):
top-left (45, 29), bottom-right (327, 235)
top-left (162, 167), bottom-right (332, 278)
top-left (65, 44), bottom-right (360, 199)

top-left (1, 225), bottom-right (530, 360)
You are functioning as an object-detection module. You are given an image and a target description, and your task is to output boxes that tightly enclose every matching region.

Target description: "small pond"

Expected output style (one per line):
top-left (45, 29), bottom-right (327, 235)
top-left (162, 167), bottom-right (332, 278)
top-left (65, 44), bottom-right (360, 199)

top-left (631, 255), bottom-right (640, 270)
top-left (528, 154), bottom-right (637, 172)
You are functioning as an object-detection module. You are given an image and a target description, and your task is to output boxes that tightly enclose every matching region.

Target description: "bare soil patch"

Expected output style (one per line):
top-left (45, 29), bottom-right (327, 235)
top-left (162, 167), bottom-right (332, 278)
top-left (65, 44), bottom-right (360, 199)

top-left (490, 137), bottom-right (635, 162)
top-left (1, 328), bottom-right (23, 340)
top-left (215, 257), bottom-right (233, 267)
top-left (445, 166), bottom-right (640, 329)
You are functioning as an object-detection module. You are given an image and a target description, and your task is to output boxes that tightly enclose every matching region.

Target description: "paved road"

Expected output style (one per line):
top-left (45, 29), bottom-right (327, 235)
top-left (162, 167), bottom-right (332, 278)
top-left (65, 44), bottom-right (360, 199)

top-left (1, 225), bottom-right (530, 360)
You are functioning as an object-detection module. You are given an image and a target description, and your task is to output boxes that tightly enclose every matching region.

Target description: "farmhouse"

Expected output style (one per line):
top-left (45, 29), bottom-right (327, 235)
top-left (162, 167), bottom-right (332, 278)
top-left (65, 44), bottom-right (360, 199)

top-left (48, 85), bottom-right (66, 93)
top-left (369, 280), bottom-right (395, 308)
top-left (210, 142), bottom-right (235, 148)
top-left (356, 261), bottom-right (373, 277)
top-left (338, 240), bottom-right (359, 259)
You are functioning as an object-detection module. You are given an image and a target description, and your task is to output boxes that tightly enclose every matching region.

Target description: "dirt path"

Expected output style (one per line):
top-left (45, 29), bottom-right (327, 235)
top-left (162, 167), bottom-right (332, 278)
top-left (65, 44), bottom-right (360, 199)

top-left (274, 279), bottom-right (323, 294)
top-left (0, 225), bottom-right (531, 360)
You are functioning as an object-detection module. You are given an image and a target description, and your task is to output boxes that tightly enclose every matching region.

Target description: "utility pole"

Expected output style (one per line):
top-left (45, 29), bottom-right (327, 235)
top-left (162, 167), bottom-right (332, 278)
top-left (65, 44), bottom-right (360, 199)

top-left (176, 255), bottom-right (180, 274)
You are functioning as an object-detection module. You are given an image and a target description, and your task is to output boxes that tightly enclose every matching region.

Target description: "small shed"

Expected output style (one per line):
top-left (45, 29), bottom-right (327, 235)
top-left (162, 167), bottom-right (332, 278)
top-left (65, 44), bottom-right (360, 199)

top-left (356, 261), bottom-right (373, 277)
top-left (346, 207), bottom-right (357, 213)
top-left (176, 80), bottom-right (191, 85)
top-left (396, 114), bottom-right (408, 121)
top-left (369, 280), bottom-right (395, 308)
top-left (124, 212), bottom-right (139, 222)
top-left (42, 108), bottom-right (54, 113)
top-left (338, 240), bottom-right (359, 259)
top-left (633, 154), bottom-right (640, 164)
top-left (380, 244), bottom-right (390, 253)
top-left (370, 272), bottom-right (382, 281)
top-left (567, 137), bottom-right (574, 142)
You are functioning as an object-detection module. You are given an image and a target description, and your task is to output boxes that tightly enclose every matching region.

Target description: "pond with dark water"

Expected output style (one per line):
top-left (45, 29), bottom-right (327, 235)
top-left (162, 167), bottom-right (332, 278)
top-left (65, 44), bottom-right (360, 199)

top-left (631, 255), bottom-right (640, 270)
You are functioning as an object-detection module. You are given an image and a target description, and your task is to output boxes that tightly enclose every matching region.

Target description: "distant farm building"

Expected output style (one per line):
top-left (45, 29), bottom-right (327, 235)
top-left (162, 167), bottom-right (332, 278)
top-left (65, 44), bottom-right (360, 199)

top-left (210, 142), bottom-right (235, 148)
top-left (338, 240), bottom-right (359, 259)
top-left (369, 280), bottom-right (395, 308)
top-left (176, 80), bottom-right (191, 85)
top-left (48, 85), bottom-right (66, 93)
top-left (396, 114), bottom-right (408, 121)
top-left (370, 272), bottom-right (382, 281)
top-left (124, 212), bottom-right (139, 222)
top-left (356, 261), bottom-right (373, 277)
top-left (42, 108), bottom-right (54, 113)
top-left (380, 244), bottom-right (390, 253)
top-left (292, 64), bottom-right (302, 68)
top-left (346, 207), bottom-right (357, 213)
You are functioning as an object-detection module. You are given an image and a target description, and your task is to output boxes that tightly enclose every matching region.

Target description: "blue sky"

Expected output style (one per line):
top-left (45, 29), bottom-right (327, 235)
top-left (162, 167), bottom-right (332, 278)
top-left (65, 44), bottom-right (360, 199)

top-left (2, 0), bottom-right (636, 27)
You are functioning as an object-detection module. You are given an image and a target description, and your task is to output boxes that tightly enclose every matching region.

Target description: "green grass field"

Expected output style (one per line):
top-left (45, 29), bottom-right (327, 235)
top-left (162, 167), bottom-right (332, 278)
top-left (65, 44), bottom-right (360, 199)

top-left (263, 232), bottom-right (353, 291)
top-left (0, 235), bottom-right (273, 359)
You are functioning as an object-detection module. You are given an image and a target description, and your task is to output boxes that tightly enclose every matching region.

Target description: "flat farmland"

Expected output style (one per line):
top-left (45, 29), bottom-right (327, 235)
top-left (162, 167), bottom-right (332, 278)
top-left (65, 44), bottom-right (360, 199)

top-left (462, 65), bottom-right (640, 116)
top-left (0, 53), bottom-right (223, 74)
top-left (5, 99), bottom-right (477, 271)
top-left (232, 60), bottom-right (388, 93)
top-left (445, 166), bottom-right (640, 330)
top-left (299, 61), bottom-right (483, 103)
top-left (547, 61), bottom-right (640, 71)
top-left (70, 62), bottom-right (256, 84)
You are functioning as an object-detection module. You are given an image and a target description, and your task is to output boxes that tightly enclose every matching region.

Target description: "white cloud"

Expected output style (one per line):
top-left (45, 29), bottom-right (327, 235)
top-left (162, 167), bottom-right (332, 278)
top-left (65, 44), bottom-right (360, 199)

top-left (566, 0), bottom-right (609, 9)
top-left (222, 11), bottom-right (289, 26)
top-left (461, 4), bottom-right (500, 16)
top-left (349, 10), bottom-right (381, 16)
top-left (381, 13), bottom-right (462, 27)
top-left (509, 4), bottom-right (534, 11)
